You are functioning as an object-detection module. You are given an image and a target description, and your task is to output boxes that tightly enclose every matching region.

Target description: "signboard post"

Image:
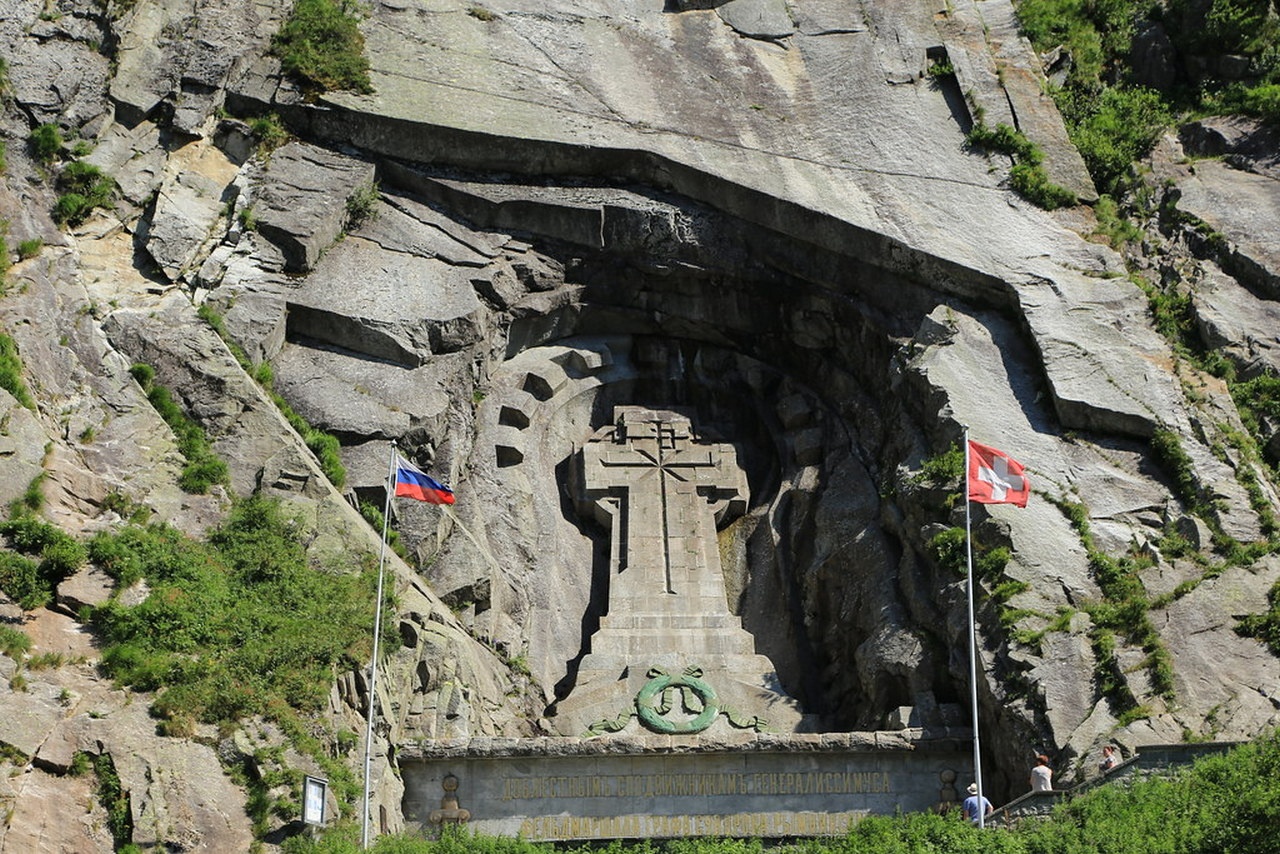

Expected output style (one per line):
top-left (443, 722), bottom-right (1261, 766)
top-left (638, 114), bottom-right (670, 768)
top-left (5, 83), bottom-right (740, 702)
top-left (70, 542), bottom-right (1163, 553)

top-left (303, 776), bottom-right (328, 827)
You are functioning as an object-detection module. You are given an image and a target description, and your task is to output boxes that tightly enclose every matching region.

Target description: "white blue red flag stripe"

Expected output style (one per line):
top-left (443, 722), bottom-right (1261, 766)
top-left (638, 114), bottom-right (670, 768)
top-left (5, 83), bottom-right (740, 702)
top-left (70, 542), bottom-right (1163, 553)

top-left (394, 454), bottom-right (455, 504)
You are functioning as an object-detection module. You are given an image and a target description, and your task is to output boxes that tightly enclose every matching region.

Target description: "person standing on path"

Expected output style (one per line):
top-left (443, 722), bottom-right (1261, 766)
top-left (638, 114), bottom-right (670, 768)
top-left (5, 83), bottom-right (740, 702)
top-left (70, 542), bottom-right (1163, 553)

top-left (962, 783), bottom-right (994, 824)
top-left (1030, 754), bottom-right (1053, 792)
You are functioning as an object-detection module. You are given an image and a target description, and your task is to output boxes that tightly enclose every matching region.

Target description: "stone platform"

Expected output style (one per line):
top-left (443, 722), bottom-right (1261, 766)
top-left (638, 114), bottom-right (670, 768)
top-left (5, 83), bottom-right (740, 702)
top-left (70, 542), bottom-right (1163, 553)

top-left (401, 730), bottom-right (972, 841)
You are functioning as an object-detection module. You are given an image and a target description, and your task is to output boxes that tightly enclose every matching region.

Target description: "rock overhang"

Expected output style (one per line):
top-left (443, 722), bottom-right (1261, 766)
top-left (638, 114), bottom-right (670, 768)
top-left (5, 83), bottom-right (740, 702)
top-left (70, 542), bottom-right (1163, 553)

top-left (231, 0), bottom-right (1168, 441)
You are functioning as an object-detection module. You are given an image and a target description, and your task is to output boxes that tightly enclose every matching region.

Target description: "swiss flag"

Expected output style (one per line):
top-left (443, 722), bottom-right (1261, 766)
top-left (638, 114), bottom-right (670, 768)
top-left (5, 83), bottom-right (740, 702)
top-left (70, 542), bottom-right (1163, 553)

top-left (967, 440), bottom-right (1030, 507)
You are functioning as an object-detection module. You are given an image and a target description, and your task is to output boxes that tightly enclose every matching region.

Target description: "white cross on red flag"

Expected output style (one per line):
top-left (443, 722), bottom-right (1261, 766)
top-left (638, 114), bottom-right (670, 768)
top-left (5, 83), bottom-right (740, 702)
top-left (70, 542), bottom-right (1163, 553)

top-left (967, 440), bottom-right (1030, 507)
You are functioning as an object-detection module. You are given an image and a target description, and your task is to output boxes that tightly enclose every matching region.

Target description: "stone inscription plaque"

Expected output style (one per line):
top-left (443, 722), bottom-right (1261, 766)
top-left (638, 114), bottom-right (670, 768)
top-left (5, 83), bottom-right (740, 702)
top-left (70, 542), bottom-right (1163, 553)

top-left (403, 742), bottom-right (967, 841)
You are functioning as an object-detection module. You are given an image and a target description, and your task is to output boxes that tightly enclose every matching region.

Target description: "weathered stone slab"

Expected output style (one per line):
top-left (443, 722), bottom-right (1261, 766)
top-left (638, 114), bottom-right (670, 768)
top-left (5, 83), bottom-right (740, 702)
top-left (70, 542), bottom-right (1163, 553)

top-left (1168, 158), bottom-right (1280, 302)
top-left (0, 768), bottom-right (115, 853)
top-left (270, 340), bottom-right (456, 438)
top-left (402, 735), bottom-right (970, 840)
top-left (5, 30), bottom-right (110, 130)
top-left (284, 233), bottom-right (489, 365)
top-left (1015, 271), bottom-right (1181, 438)
top-left (367, 194), bottom-right (501, 266)
top-left (716, 0), bottom-right (795, 40)
top-left (144, 138), bottom-right (242, 281)
top-left (254, 142), bottom-right (376, 273)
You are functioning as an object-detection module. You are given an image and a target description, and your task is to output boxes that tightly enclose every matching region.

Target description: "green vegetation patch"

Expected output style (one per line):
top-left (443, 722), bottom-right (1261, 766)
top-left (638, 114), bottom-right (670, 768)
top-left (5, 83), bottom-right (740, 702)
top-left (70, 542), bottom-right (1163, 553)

top-left (1239, 581), bottom-right (1280, 654)
top-left (90, 753), bottom-right (134, 850)
top-left (345, 180), bottom-right (380, 230)
top-left (0, 514), bottom-right (87, 610)
top-left (129, 362), bottom-right (230, 494)
top-left (248, 113), bottom-right (291, 158)
top-left (0, 624), bottom-right (31, 657)
top-left (915, 444), bottom-right (965, 487)
top-left (0, 332), bottom-right (36, 410)
top-left (272, 0), bottom-right (373, 94)
top-left (966, 116), bottom-right (1077, 209)
top-left (1046, 493), bottom-right (1174, 705)
top-left (31, 123), bottom-right (63, 165)
top-left (1015, 0), bottom-right (1280, 193)
top-left (53, 160), bottom-right (115, 227)
top-left (90, 495), bottom-right (396, 727)
top-left (1056, 85), bottom-right (1171, 194)
top-left (16, 238), bottom-right (42, 260)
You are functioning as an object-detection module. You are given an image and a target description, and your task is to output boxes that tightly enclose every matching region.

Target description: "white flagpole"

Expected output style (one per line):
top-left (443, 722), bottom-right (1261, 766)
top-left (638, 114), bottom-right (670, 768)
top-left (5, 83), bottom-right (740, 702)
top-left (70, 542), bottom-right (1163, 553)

top-left (964, 429), bottom-right (986, 828)
top-left (361, 441), bottom-right (398, 850)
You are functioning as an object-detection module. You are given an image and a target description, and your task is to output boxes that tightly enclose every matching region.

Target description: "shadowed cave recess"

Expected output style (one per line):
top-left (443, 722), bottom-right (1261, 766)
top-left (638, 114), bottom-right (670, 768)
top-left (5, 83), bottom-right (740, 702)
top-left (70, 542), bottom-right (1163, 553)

top-left (336, 167), bottom-right (978, 741)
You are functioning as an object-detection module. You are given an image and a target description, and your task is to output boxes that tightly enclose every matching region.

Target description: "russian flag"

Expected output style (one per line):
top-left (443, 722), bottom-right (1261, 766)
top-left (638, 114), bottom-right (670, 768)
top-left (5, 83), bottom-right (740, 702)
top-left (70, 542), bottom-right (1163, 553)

top-left (394, 454), bottom-right (455, 504)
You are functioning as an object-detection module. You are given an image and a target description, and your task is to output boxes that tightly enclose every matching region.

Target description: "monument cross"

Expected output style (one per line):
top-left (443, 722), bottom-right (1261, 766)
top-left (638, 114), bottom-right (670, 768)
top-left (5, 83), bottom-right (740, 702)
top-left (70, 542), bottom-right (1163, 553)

top-left (582, 407), bottom-right (745, 623)
top-left (590, 411), bottom-right (741, 598)
top-left (557, 406), bottom-right (804, 736)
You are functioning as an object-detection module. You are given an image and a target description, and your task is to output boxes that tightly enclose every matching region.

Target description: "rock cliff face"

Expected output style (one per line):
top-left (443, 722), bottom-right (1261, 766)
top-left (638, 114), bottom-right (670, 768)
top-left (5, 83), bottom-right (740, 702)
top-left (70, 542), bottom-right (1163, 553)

top-left (2, 0), bottom-right (1280, 848)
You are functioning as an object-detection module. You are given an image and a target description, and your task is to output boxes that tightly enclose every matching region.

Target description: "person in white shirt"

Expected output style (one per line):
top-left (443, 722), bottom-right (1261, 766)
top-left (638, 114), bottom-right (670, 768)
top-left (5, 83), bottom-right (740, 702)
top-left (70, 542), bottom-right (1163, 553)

top-left (1030, 754), bottom-right (1053, 792)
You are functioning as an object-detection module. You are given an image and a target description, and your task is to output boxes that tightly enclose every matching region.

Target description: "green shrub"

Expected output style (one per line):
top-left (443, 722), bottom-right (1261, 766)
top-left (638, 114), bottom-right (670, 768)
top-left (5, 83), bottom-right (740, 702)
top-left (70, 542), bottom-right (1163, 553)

top-left (927, 526), bottom-right (968, 575)
top-left (0, 623), bottom-right (32, 657)
top-left (345, 180), bottom-right (380, 229)
top-left (1058, 85), bottom-right (1171, 194)
top-left (58, 161), bottom-right (112, 199)
top-left (1009, 162), bottom-right (1078, 209)
top-left (272, 0), bottom-right (373, 94)
top-left (915, 444), bottom-right (964, 486)
top-left (1093, 194), bottom-right (1142, 247)
top-left (1016, 1), bottom-right (1116, 87)
top-left (0, 549), bottom-right (45, 609)
top-left (1151, 429), bottom-right (1198, 509)
top-left (92, 496), bottom-right (398, 728)
top-left (1169, 0), bottom-right (1277, 55)
top-left (31, 123), bottom-right (63, 165)
top-left (178, 456), bottom-right (231, 493)
top-left (1231, 371), bottom-right (1280, 435)
top-left (248, 113), bottom-right (290, 156)
top-left (975, 545), bottom-right (1011, 581)
top-left (16, 238), bottom-right (41, 260)
top-left (52, 161), bottom-right (115, 226)
top-left (0, 333), bottom-right (36, 410)
top-left (1238, 580), bottom-right (1280, 654)
top-left (967, 120), bottom-right (1040, 162)
top-left (967, 120), bottom-right (1076, 209)
top-left (91, 753), bottom-right (133, 850)
top-left (52, 193), bottom-right (91, 226)
top-left (1236, 82), bottom-right (1280, 122)
top-left (127, 362), bottom-right (155, 388)
top-left (0, 515), bottom-right (86, 608)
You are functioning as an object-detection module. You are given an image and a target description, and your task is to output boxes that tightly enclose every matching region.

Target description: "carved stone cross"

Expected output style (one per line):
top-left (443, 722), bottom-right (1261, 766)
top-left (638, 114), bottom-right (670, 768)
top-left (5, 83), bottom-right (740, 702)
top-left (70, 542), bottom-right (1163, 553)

top-left (581, 406), bottom-right (746, 613)
top-left (557, 405), bottom-right (804, 736)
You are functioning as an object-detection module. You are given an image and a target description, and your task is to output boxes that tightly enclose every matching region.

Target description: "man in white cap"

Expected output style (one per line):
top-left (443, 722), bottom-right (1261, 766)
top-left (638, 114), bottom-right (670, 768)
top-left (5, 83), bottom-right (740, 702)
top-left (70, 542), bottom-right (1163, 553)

top-left (962, 782), bottom-right (993, 824)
